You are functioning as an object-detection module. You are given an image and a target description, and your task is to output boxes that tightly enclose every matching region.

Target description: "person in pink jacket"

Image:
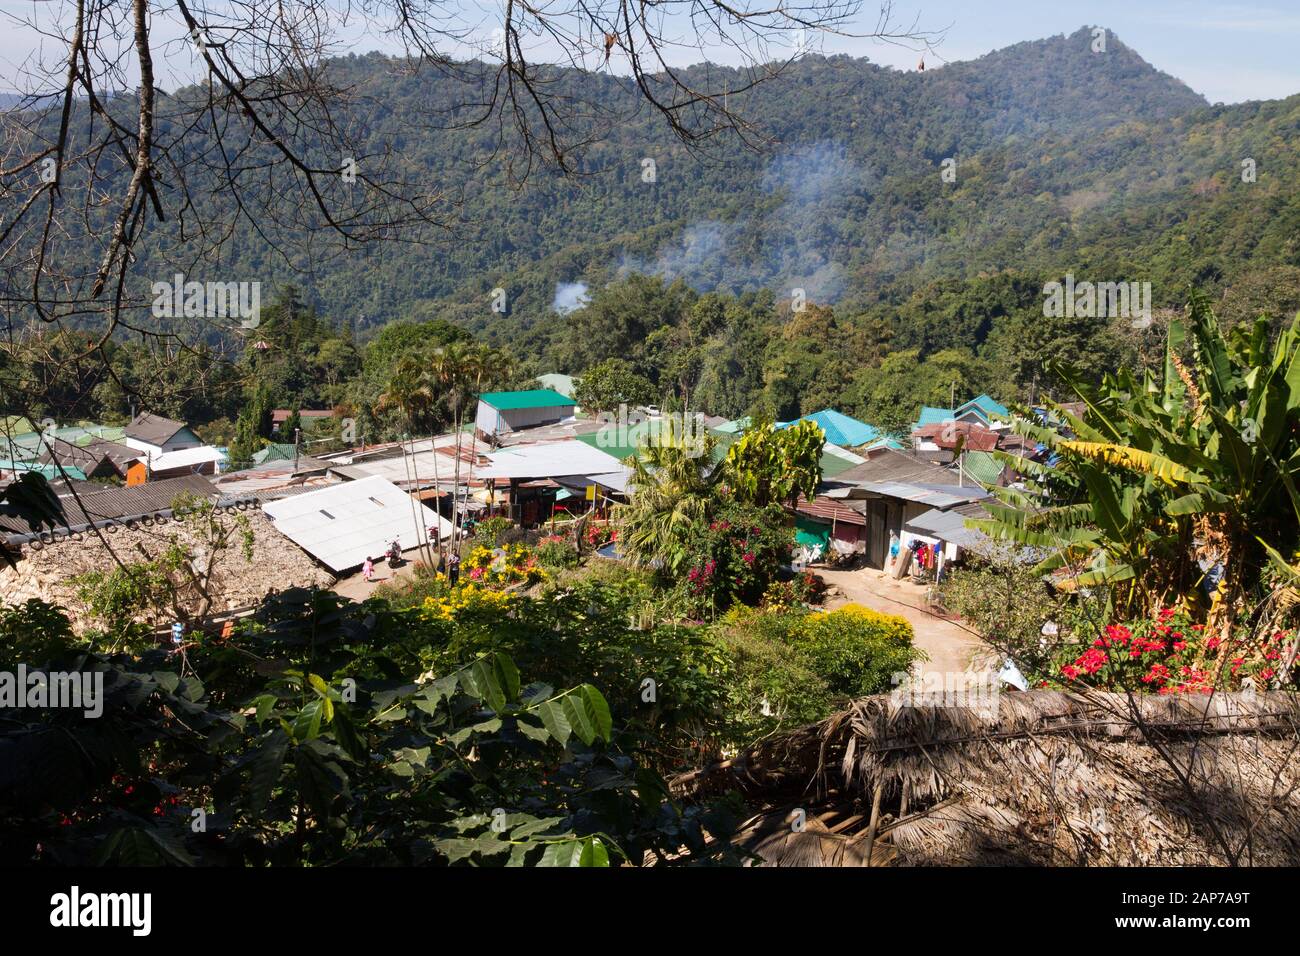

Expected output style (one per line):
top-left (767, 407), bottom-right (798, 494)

top-left (362, 556), bottom-right (375, 582)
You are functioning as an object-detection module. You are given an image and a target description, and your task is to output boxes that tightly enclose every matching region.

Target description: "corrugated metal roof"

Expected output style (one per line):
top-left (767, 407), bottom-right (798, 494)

top-left (903, 501), bottom-right (991, 547)
top-left (150, 445), bottom-right (226, 470)
top-left (912, 421), bottom-right (999, 452)
top-left (821, 442), bottom-right (867, 478)
top-left (262, 475), bottom-right (451, 572)
top-left (478, 440), bottom-right (623, 480)
top-left (830, 448), bottom-right (956, 486)
top-left (961, 450), bottom-right (1006, 486)
top-left (956, 394), bottom-right (1009, 419)
top-left (795, 496), bottom-right (867, 526)
top-left (914, 406), bottom-right (954, 428)
top-left (856, 481), bottom-right (990, 509)
top-left (126, 412), bottom-right (190, 446)
top-left (786, 409), bottom-right (880, 448)
top-left (0, 460), bottom-right (88, 481)
top-left (0, 474), bottom-right (221, 538)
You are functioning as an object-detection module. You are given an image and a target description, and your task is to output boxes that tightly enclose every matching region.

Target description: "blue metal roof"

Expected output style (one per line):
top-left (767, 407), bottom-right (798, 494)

top-left (786, 409), bottom-right (881, 448)
top-left (956, 394), bottom-right (1008, 420)
top-left (914, 406), bottom-right (955, 429)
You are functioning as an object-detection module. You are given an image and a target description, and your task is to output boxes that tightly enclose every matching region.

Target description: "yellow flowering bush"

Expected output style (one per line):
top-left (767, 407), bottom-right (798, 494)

top-left (462, 544), bottom-right (547, 587)
top-left (818, 603), bottom-right (914, 646)
top-left (422, 583), bottom-right (517, 621)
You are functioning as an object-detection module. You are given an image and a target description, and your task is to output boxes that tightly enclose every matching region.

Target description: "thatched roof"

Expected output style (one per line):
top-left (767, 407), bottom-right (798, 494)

top-left (674, 689), bottom-right (1300, 866)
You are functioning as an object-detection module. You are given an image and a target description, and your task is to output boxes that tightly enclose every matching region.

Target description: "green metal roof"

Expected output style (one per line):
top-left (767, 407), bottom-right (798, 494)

top-left (961, 450), bottom-right (1004, 487)
top-left (478, 389), bottom-right (575, 411)
top-left (0, 460), bottom-right (87, 480)
top-left (711, 416), bottom-right (752, 434)
top-left (914, 406), bottom-right (955, 429)
top-left (576, 420), bottom-right (730, 465)
top-left (253, 443), bottom-right (300, 465)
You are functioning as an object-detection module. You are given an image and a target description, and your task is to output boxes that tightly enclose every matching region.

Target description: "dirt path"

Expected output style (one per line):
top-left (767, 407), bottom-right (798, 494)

top-left (815, 566), bottom-right (995, 675)
top-left (333, 548), bottom-right (428, 601)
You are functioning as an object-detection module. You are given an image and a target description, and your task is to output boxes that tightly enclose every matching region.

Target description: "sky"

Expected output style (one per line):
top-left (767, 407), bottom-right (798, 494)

top-left (1, 1), bottom-right (1298, 104)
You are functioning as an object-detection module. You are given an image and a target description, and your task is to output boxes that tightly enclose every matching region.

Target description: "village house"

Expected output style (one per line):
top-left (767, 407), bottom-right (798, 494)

top-left (475, 389), bottom-right (576, 439)
top-left (123, 412), bottom-right (203, 457)
top-left (37, 435), bottom-right (144, 481)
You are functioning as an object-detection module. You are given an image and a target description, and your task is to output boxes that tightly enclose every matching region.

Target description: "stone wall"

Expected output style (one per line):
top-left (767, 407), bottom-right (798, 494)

top-left (0, 510), bottom-right (335, 631)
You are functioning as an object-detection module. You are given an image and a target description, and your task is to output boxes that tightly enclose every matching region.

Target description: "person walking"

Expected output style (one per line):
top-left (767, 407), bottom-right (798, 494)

top-left (448, 549), bottom-right (461, 586)
top-left (362, 555), bottom-right (374, 583)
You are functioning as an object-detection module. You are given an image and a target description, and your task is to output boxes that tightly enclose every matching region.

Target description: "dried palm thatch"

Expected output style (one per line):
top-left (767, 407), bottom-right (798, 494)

top-left (674, 689), bottom-right (1300, 866)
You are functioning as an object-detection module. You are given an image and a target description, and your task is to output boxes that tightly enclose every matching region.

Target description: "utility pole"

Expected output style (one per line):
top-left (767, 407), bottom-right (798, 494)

top-left (293, 427), bottom-right (300, 473)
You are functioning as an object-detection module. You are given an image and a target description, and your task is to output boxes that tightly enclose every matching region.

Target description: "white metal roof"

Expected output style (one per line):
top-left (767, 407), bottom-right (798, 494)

top-left (262, 475), bottom-right (451, 572)
top-left (336, 450), bottom-right (456, 486)
top-left (477, 440), bottom-right (623, 480)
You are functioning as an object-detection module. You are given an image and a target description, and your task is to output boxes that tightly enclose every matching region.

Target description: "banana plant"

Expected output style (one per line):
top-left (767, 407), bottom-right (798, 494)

top-left (971, 291), bottom-right (1300, 625)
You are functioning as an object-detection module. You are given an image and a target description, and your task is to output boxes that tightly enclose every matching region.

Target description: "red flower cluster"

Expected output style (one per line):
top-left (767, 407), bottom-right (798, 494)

top-left (1060, 607), bottom-right (1295, 694)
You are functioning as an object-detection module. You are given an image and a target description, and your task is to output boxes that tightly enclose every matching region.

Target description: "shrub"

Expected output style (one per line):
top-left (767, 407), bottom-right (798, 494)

top-left (792, 570), bottom-right (827, 604)
top-left (679, 501), bottom-right (793, 614)
top-left (1053, 606), bottom-right (1297, 694)
top-left (462, 544), bottom-right (546, 587)
top-left (537, 534), bottom-right (579, 570)
top-left (374, 561), bottom-right (450, 610)
top-left (0, 599), bottom-right (79, 668)
top-left (473, 516), bottom-right (512, 545)
top-left (790, 604), bottom-right (922, 698)
top-left (942, 554), bottom-right (1062, 676)
top-left (584, 522), bottom-right (615, 548)
top-left (713, 615), bottom-right (833, 748)
top-left (709, 603), bottom-right (922, 749)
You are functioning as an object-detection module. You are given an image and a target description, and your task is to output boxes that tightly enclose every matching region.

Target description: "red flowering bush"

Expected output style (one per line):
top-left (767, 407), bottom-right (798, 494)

top-left (679, 502), bottom-right (793, 614)
top-left (1056, 606), bottom-right (1296, 694)
top-left (584, 522), bottom-right (615, 548)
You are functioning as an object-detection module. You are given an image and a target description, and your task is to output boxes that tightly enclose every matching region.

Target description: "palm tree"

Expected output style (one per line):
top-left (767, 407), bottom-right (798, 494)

top-left (377, 357), bottom-right (435, 565)
top-left (430, 342), bottom-right (471, 549)
top-left (613, 420), bottom-right (720, 574)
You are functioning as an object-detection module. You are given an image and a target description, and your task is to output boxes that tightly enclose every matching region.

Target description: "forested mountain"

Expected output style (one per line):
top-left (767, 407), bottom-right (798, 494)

top-left (234, 24), bottom-right (1226, 336)
top-left (8, 25), bottom-right (1300, 428)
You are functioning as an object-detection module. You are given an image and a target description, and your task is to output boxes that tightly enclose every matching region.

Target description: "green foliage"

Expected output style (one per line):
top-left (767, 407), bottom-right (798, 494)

top-left (941, 553), bottom-right (1063, 677)
top-left (537, 535), bottom-right (579, 569)
top-left (713, 615), bottom-right (834, 745)
top-left (614, 419), bottom-right (721, 574)
top-left (723, 419), bottom-right (824, 506)
top-left (573, 357), bottom-right (656, 414)
top-left (473, 516), bottom-right (513, 546)
top-left (0, 599), bottom-right (79, 668)
top-left (228, 382), bottom-right (273, 470)
top-left (789, 604), bottom-right (922, 699)
top-left (2, 585), bottom-right (748, 866)
top-left (712, 603), bottom-right (922, 746)
top-left (972, 292), bottom-right (1300, 626)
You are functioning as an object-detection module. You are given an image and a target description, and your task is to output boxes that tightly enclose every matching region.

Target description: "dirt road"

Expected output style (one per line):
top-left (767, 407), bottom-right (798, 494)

top-left (816, 566), bottom-right (994, 675)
